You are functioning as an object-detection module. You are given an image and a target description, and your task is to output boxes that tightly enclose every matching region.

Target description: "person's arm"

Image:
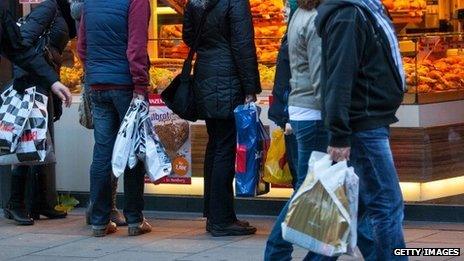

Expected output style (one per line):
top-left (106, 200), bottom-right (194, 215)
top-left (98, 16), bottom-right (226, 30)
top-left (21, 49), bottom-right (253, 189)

top-left (127, 0), bottom-right (150, 96)
top-left (182, 4), bottom-right (195, 48)
top-left (77, 12), bottom-right (86, 64)
top-left (229, 0), bottom-right (261, 96)
top-left (323, 7), bottom-right (365, 148)
top-left (306, 16), bottom-right (322, 108)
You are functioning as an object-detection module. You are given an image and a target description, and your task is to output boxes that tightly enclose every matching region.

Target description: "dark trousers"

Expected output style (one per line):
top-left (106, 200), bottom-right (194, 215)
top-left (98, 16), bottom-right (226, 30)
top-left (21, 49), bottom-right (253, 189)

top-left (203, 118), bottom-right (237, 225)
top-left (89, 90), bottom-right (145, 227)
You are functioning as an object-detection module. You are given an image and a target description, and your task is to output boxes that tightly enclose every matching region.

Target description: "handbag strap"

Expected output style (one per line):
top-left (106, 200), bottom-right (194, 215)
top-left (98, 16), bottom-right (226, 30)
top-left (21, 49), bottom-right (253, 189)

top-left (181, 2), bottom-right (218, 77)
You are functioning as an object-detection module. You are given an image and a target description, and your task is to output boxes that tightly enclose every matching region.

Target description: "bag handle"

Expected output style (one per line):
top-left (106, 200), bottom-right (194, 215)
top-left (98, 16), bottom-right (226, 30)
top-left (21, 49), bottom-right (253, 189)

top-left (181, 2), bottom-right (218, 77)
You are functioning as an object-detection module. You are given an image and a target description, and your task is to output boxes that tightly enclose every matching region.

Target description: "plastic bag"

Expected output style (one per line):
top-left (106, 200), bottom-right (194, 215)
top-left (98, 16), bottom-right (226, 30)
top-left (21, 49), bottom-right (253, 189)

top-left (282, 151), bottom-right (359, 257)
top-left (0, 86), bottom-right (35, 153)
top-left (0, 90), bottom-right (52, 165)
top-left (142, 118), bottom-right (172, 182)
top-left (112, 98), bottom-right (142, 177)
top-left (234, 103), bottom-right (270, 197)
top-left (263, 128), bottom-right (292, 185)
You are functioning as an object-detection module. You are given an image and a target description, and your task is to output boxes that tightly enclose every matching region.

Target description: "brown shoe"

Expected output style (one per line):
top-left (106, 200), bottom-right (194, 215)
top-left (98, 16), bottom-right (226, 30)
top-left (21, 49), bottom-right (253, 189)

top-left (128, 219), bottom-right (152, 236)
top-left (110, 209), bottom-right (127, 226)
top-left (92, 221), bottom-right (118, 237)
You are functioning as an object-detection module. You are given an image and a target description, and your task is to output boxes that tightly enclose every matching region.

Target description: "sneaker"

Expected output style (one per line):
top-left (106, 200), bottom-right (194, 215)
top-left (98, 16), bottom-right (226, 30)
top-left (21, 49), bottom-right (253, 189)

top-left (92, 221), bottom-right (118, 237)
top-left (209, 222), bottom-right (257, 237)
top-left (128, 219), bottom-right (152, 236)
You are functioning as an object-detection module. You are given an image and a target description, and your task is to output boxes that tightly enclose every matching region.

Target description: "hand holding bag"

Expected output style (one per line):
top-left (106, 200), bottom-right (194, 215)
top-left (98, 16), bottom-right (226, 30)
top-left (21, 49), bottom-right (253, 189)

top-left (161, 3), bottom-right (217, 122)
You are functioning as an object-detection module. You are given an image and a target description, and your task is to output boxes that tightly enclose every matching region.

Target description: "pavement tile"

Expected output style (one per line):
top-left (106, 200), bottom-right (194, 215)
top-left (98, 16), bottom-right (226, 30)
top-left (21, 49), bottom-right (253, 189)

top-left (405, 229), bottom-right (441, 243)
top-left (132, 238), bottom-right (227, 254)
top-left (413, 231), bottom-right (464, 244)
top-left (224, 234), bottom-right (268, 249)
top-left (175, 246), bottom-right (264, 261)
top-left (11, 255), bottom-right (93, 261)
top-left (0, 246), bottom-right (43, 260)
top-left (0, 233), bottom-right (86, 248)
top-left (96, 250), bottom-right (190, 261)
top-left (169, 229), bottom-right (251, 242)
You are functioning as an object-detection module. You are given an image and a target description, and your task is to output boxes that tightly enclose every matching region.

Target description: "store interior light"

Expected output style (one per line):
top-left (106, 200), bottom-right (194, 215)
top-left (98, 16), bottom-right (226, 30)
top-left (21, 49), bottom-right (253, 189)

top-left (156, 7), bottom-right (177, 15)
top-left (144, 176), bottom-right (464, 202)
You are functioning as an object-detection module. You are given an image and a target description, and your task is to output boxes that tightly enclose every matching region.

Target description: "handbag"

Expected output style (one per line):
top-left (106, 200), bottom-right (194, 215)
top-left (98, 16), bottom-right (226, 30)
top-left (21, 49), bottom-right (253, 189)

top-left (78, 86), bottom-right (93, 129)
top-left (161, 3), bottom-right (217, 122)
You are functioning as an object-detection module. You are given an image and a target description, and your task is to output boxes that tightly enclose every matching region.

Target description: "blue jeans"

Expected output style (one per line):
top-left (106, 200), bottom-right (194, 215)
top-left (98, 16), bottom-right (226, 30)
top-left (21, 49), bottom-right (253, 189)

top-left (265, 120), bottom-right (329, 261)
top-left (89, 89), bottom-right (145, 227)
top-left (350, 127), bottom-right (406, 261)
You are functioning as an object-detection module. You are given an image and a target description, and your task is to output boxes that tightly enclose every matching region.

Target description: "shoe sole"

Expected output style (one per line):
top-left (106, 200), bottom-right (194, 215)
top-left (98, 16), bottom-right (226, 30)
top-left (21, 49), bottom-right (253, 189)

top-left (210, 228), bottom-right (257, 237)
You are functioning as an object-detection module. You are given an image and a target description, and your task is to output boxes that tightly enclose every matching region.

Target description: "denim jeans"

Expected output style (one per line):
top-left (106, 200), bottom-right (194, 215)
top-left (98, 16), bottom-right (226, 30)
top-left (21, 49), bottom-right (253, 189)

top-left (265, 120), bottom-right (328, 261)
top-left (89, 89), bottom-right (145, 227)
top-left (350, 127), bottom-right (406, 261)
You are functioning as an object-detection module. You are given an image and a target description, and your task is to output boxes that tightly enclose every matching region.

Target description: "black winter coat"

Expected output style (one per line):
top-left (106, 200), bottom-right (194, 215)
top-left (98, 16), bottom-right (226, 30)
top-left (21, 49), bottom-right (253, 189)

top-left (14, 0), bottom-right (69, 91)
top-left (0, 5), bottom-right (59, 89)
top-left (183, 0), bottom-right (261, 120)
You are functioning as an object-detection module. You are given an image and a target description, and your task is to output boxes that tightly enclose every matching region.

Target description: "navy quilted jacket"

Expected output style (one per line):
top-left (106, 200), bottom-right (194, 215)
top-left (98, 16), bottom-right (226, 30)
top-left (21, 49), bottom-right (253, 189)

top-left (183, 0), bottom-right (261, 120)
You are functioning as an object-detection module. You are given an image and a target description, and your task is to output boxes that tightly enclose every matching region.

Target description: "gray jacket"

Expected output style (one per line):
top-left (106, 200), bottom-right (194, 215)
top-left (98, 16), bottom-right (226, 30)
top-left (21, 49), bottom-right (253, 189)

top-left (287, 8), bottom-right (322, 110)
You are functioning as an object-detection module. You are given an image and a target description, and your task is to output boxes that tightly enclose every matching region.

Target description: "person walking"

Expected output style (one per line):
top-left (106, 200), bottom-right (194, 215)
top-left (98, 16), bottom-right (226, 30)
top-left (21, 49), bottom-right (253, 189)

top-left (78, 0), bottom-right (151, 237)
top-left (267, 0), bottom-right (298, 188)
top-left (264, 0), bottom-right (328, 259)
top-left (0, 2), bottom-right (71, 104)
top-left (3, 0), bottom-right (72, 226)
top-left (316, 0), bottom-right (406, 260)
top-left (69, 0), bottom-right (127, 228)
top-left (183, 0), bottom-right (261, 237)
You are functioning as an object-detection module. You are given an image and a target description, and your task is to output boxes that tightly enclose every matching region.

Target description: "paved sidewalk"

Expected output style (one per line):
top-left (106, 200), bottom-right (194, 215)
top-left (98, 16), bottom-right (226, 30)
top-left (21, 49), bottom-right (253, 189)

top-left (0, 209), bottom-right (463, 261)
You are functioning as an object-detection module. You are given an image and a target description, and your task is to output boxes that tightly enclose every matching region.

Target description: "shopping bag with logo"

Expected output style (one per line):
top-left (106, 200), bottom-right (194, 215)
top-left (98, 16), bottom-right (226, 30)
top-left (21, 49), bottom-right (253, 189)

top-left (234, 103), bottom-right (270, 197)
top-left (140, 116), bottom-right (172, 182)
top-left (0, 86), bottom-right (35, 153)
top-left (282, 152), bottom-right (359, 257)
top-left (263, 128), bottom-right (292, 186)
top-left (112, 98), bottom-right (142, 178)
top-left (0, 90), bottom-right (52, 165)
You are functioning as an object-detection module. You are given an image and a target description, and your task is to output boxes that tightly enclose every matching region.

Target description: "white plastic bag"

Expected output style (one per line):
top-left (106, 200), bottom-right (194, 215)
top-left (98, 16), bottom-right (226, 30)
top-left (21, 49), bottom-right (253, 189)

top-left (0, 86), bottom-right (36, 153)
top-left (0, 88), bottom-right (52, 165)
top-left (282, 151), bottom-right (359, 257)
top-left (111, 98), bottom-right (142, 177)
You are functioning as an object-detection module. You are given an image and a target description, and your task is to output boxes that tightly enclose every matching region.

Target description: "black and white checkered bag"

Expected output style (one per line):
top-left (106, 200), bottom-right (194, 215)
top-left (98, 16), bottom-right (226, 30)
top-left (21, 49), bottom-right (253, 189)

top-left (0, 86), bottom-right (35, 153)
top-left (0, 86), bottom-right (52, 165)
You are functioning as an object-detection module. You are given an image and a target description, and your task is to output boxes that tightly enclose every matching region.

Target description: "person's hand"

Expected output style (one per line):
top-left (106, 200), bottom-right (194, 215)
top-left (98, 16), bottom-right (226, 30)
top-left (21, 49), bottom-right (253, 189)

top-left (245, 94), bottom-right (257, 104)
top-left (284, 123), bottom-right (292, 135)
top-left (328, 146), bottom-right (351, 162)
top-left (51, 81), bottom-right (72, 107)
top-left (133, 92), bottom-right (146, 101)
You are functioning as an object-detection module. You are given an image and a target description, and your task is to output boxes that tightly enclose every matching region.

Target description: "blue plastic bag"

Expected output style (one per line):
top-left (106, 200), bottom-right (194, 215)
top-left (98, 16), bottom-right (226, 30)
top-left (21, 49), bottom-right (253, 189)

top-left (234, 103), bottom-right (270, 197)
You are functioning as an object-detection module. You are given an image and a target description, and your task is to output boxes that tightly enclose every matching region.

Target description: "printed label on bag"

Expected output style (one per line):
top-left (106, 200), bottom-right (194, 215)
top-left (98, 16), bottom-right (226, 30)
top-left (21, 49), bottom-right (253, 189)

top-left (147, 94), bottom-right (192, 184)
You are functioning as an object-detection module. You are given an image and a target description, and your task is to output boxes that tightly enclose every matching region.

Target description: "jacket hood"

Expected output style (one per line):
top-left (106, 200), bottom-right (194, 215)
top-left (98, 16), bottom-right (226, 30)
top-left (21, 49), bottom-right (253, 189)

top-left (316, 0), bottom-right (364, 35)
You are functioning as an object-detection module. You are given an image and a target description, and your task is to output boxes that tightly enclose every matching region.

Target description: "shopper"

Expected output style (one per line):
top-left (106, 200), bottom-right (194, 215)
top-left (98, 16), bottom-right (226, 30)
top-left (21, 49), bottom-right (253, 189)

top-left (267, 0), bottom-right (298, 188)
top-left (69, 0), bottom-right (127, 228)
top-left (183, 0), bottom-right (261, 237)
top-left (265, 0), bottom-right (328, 259)
top-left (316, 0), bottom-right (406, 260)
top-left (3, 0), bottom-right (72, 226)
top-left (78, 0), bottom-right (151, 237)
top-left (0, 2), bottom-right (71, 104)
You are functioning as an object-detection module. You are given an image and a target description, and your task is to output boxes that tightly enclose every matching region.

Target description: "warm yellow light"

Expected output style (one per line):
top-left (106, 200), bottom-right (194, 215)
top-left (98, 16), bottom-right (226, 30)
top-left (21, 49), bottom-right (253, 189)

top-left (156, 7), bottom-right (177, 15)
top-left (144, 176), bottom-right (464, 202)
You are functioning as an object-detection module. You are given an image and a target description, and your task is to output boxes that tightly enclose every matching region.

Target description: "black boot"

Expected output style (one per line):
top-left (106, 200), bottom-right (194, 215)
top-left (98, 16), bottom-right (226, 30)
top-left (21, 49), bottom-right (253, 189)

top-left (110, 177), bottom-right (127, 226)
top-left (4, 170), bottom-right (34, 226)
top-left (30, 167), bottom-right (67, 220)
